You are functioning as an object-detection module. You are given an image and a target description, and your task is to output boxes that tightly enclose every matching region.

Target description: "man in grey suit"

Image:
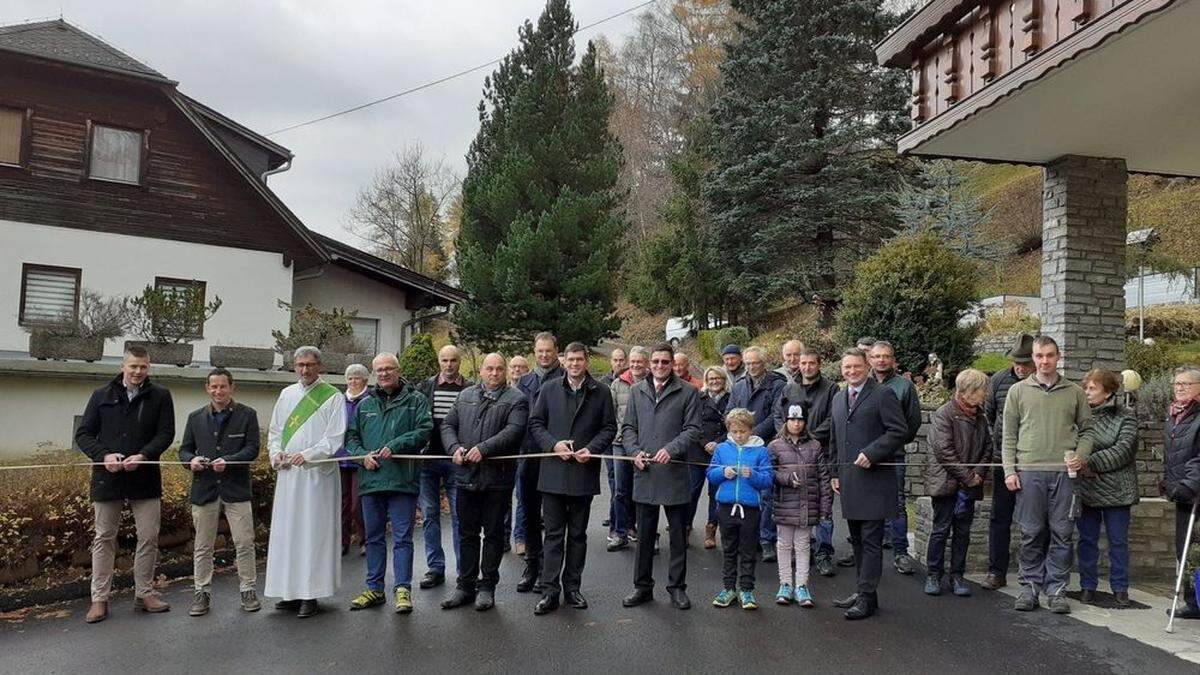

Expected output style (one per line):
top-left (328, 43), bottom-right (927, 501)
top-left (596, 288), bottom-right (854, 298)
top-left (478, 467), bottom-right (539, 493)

top-left (829, 349), bottom-right (908, 620)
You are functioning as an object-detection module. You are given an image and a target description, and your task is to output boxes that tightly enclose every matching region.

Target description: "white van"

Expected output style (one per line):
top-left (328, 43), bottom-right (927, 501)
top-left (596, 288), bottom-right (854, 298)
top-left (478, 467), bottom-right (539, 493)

top-left (664, 314), bottom-right (725, 347)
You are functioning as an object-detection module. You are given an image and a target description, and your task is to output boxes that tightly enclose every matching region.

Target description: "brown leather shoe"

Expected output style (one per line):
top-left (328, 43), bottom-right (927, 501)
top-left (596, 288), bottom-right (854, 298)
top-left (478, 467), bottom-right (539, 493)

top-left (85, 601), bottom-right (108, 624)
top-left (704, 524), bottom-right (717, 550)
top-left (134, 595), bottom-right (171, 613)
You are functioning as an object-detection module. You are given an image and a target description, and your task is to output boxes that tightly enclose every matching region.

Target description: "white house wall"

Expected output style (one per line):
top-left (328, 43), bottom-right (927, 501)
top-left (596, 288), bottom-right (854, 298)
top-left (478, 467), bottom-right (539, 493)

top-left (1, 219), bottom-right (293, 359)
top-left (292, 264), bottom-right (411, 355)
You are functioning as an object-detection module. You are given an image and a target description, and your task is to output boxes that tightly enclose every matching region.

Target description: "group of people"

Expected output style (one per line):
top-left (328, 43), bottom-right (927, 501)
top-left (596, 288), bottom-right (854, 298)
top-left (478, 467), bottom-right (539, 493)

top-left (73, 329), bottom-right (1200, 624)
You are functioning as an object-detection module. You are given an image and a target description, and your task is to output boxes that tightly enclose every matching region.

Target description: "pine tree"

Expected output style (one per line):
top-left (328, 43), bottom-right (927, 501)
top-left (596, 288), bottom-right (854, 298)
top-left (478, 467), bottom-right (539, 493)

top-left (455, 0), bottom-right (624, 352)
top-left (704, 0), bottom-right (912, 325)
top-left (894, 159), bottom-right (1006, 262)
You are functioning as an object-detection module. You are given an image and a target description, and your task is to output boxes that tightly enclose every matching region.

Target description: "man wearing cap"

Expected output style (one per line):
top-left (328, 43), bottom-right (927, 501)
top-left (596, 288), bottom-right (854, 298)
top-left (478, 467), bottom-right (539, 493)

top-left (722, 345), bottom-right (746, 382)
top-left (981, 332), bottom-right (1036, 591)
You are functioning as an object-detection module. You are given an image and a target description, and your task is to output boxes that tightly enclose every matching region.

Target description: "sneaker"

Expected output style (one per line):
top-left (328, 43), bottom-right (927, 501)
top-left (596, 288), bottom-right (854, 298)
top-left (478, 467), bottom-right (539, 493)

top-left (394, 587), bottom-right (413, 614)
top-left (349, 589), bottom-right (386, 610)
top-left (951, 576), bottom-right (971, 597)
top-left (893, 553), bottom-right (915, 575)
top-left (739, 590), bottom-right (758, 610)
top-left (712, 588), bottom-right (736, 608)
top-left (1014, 588), bottom-right (1038, 612)
top-left (1048, 594), bottom-right (1070, 614)
top-left (628, 529), bottom-right (639, 543)
top-left (776, 584), bottom-right (793, 605)
top-left (188, 591), bottom-right (211, 617)
top-left (924, 575), bottom-right (942, 596)
top-left (240, 590), bottom-right (261, 612)
top-left (794, 585), bottom-right (814, 608)
top-left (607, 536), bottom-right (629, 552)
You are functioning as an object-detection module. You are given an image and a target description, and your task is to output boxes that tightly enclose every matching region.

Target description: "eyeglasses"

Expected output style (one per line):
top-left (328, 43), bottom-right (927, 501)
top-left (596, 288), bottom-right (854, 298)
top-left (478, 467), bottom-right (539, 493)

top-left (375, 367), bottom-right (398, 374)
top-left (650, 359), bottom-right (672, 365)
top-left (1173, 381), bottom-right (1200, 388)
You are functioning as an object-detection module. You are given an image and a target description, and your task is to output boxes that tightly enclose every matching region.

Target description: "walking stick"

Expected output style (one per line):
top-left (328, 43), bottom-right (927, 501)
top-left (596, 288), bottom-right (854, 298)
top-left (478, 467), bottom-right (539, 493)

top-left (1167, 499), bottom-right (1199, 634)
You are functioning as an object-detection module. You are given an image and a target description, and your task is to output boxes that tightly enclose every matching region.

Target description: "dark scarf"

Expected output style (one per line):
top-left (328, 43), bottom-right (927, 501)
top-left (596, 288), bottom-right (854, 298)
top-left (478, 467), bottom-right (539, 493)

top-left (954, 393), bottom-right (979, 419)
top-left (1170, 398), bottom-right (1198, 426)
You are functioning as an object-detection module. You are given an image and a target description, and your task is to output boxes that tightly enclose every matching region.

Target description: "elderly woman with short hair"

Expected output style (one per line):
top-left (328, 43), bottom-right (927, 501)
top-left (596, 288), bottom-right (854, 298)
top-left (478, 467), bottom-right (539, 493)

top-left (334, 363), bottom-right (372, 556)
top-left (924, 368), bottom-right (991, 597)
top-left (1075, 369), bottom-right (1138, 607)
top-left (1163, 366), bottom-right (1200, 619)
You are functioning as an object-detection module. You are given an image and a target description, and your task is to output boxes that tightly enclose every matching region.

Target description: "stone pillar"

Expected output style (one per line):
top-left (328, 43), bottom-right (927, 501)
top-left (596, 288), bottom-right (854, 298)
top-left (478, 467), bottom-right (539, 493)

top-left (1040, 155), bottom-right (1128, 381)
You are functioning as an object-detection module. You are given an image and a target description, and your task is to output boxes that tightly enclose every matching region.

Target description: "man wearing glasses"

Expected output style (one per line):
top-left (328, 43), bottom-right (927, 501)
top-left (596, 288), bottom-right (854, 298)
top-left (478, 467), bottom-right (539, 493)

top-left (1163, 367), bottom-right (1200, 620)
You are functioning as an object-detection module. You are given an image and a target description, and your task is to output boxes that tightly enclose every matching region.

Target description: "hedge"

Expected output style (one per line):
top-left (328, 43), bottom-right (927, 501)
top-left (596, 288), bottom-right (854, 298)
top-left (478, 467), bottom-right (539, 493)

top-left (1126, 305), bottom-right (1200, 342)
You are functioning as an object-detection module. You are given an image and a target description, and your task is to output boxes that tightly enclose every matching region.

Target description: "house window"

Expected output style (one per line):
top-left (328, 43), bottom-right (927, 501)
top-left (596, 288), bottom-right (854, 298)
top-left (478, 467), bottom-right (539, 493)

top-left (349, 317), bottom-right (379, 355)
top-left (19, 263), bottom-right (81, 326)
top-left (154, 277), bottom-right (207, 339)
top-left (89, 124), bottom-right (144, 184)
top-left (0, 107), bottom-right (27, 167)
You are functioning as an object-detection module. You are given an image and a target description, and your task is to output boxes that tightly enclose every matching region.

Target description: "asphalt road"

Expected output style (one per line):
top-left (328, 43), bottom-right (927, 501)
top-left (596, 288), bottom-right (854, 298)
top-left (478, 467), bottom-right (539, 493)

top-left (1, 483), bottom-right (1194, 675)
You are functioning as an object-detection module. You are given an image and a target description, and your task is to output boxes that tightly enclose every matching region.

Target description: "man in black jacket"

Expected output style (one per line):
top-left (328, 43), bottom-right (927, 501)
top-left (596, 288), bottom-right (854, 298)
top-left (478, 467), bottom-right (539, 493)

top-left (76, 345), bottom-right (175, 624)
top-left (773, 348), bottom-right (838, 576)
top-left (441, 353), bottom-right (529, 612)
top-left (179, 368), bottom-right (261, 617)
top-left (515, 332), bottom-right (564, 593)
top-left (529, 342), bottom-right (617, 614)
top-left (829, 349), bottom-right (908, 621)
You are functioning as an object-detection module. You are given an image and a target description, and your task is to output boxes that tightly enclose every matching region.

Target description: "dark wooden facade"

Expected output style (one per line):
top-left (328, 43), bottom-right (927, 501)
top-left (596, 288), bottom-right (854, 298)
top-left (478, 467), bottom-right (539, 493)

top-left (0, 53), bottom-right (322, 268)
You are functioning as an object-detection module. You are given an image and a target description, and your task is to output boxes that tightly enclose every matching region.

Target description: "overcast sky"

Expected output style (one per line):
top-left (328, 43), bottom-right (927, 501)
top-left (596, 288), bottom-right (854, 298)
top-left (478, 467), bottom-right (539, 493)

top-left (2, 1), bottom-right (645, 243)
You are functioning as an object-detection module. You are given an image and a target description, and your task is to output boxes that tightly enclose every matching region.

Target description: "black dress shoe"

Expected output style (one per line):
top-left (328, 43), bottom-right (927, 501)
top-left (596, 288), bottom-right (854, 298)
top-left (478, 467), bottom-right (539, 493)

top-left (836, 553), bottom-right (856, 567)
top-left (623, 588), bottom-right (653, 607)
top-left (274, 599), bottom-right (301, 611)
top-left (296, 599), bottom-right (320, 619)
top-left (534, 595), bottom-right (559, 615)
top-left (833, 593), bottom-right (859, 609)
top-left (844, 597), bottom-right (875, 621)
top-left (419, 571), bottom-right (445, 590)
top-left (441, 589), bottom-right (476, 609)
top-left (565, 590), bottom-right (588, 609)
top-left (1080, 589), bottom-right (1096, 604)
top-left (475, 590), bottom-right (495, 612)
top-left (668, 588), bottom-right (691, 610)
top-left (517, 569), bottom-right (538, 593)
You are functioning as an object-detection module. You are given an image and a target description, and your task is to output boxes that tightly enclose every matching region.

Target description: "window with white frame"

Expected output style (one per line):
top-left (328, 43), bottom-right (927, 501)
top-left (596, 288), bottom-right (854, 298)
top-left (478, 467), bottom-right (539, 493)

top-left (19, 263), bottom-right (81, 326)
top-left (89, 124), bottom-right (143, 184)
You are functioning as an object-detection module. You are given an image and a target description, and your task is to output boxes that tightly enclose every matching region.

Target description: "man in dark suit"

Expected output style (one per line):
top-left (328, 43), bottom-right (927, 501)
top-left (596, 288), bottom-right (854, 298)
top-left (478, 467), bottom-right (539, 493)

top-left (829, 348), bottom-right (908, 620)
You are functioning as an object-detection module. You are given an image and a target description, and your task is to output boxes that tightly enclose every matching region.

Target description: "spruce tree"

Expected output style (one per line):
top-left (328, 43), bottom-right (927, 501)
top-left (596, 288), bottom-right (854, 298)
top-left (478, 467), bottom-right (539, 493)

top-left (894, 159), bottom-right (1007, 262)
top-left (455, 0), bottom-right (624, 352)
top-left (705, 0), bottom-right (912, 325)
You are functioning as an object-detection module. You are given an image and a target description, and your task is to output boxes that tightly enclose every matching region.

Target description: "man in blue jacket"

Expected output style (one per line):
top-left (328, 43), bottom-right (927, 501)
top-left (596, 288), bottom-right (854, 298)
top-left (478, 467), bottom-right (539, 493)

top-left (726, 345), bottom-right (786, 561)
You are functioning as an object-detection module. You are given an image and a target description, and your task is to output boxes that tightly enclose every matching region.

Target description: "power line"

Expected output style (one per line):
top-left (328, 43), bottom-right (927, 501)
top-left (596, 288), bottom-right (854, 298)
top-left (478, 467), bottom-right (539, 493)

top-left (268, 0), bottom-right (658, 136)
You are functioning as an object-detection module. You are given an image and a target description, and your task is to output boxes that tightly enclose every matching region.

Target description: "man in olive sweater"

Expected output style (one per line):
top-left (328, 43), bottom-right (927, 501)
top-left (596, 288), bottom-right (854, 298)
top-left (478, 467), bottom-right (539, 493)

top-left (1002, 336), bottom-right (1092, 614)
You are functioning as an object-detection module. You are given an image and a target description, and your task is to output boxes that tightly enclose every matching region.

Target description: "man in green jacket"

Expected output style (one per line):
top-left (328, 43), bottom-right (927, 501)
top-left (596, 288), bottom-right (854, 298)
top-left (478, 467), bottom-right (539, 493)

top-left (345, 353), bottom-right (433, 614)
top-left (1002, 336), bottom-right (1092, 614)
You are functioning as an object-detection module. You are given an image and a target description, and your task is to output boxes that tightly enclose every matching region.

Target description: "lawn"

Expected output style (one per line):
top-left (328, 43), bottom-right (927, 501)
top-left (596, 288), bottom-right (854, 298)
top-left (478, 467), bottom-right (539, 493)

top-left (972, 352), bottom-right (1011, 374)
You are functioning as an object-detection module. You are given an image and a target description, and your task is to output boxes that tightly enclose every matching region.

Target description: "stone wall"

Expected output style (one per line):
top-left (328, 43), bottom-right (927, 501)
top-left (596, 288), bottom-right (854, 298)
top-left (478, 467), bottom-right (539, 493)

top-left (973, 332), bottom-right (1020, 355)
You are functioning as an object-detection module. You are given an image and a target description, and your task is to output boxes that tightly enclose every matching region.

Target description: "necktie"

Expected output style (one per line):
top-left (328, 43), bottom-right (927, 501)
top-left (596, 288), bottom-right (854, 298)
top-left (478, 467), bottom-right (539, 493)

top-left (849, 388), bottom-right (858, 408)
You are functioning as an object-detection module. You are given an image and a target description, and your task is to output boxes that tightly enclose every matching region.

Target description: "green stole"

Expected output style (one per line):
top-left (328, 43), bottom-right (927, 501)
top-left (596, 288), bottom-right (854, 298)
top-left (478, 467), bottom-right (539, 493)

top-left (281, 381), bottom-right (340, 452)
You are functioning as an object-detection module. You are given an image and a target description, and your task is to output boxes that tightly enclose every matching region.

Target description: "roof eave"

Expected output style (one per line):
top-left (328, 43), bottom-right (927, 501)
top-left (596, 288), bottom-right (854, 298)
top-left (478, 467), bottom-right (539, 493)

top-left (180, 94), bottom-right (294, 167)
top-left (0, 46), bottom-right (179, 86)
top-left (875, 0), bottom-right (977, 68)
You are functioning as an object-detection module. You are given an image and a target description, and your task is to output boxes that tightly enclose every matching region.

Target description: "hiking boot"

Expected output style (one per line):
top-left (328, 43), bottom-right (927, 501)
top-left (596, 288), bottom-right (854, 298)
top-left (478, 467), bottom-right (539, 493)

top-left (1079, 588), bottom-right (1096, 604)
top-left (712, 588), bottom-right (736, 608)
top-left (794, 585), bottom-right (814, 608)
top-left (189, 591), bottom-right (211, 617)
top-left (134, 595), bottom-right (170, 613)
top-left (1048, 594), bottom-right (1071, 614)
top-left (981, 573), bottom-right (1006, 591)
top-left (419, 571), bottom-right (445, 590)
top-left (776, 584), bottom-right (793, 605)
top-left (893, 553), bottom-right (915, 575)
top-left (951, 576), bottom-right (971, 597)
top-left (1113, 591), bottom-right (1130, 608)
top-left (240, 590), bottom-right (261, 612)
top-left (923, 575), bottom-right (942, 596)
top-left (704, 523), bottom-right (717, 550)
top-left (815, 556), bottom-right (836, 577)
top-left (441, 589), bottom-right (475, 609)
top-left (349, 589), bottom-right (386, 610)
top-left (739, 590), bottom-right (758, 610)
top-left (85, 601), bottom-right (108, 624)
top-left (761, 542), bottom-right (777, 563)
top-left (1014, 588), bottom-right (1038, 611)
top-left (394, 587), bottom-right (413, 614)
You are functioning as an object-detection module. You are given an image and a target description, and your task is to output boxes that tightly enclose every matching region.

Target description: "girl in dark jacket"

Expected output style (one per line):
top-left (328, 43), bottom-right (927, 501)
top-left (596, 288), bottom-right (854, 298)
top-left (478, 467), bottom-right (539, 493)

top-left (699, 366), bottom-right (733, 549)
top-left (766, 403), bottom-right (831, 608)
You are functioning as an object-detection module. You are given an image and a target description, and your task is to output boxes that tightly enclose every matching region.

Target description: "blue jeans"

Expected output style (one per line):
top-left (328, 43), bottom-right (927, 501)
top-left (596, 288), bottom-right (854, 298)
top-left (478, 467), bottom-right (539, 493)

top-left (759, 487), bottom-right (776, 544)
top-left (1077, 504), bottom-right (1131, 592)
top-left (511, 474), bottom-right (526, 543)
top-left (885, 462), bottom-right (909, 555)
top-left (361, 491), bottom-right (417, 592)
top-left (606, 455), bottom-right (617, 530)
top-left (419, 460), bottom-right (460, 575)
top-left (814, 518), bottom-right (835, 559)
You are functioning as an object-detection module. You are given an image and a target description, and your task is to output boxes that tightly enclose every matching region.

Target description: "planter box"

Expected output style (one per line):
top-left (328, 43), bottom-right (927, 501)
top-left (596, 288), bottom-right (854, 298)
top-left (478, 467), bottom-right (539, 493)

top-left (28, 334), bottom-right (104, 362)
top-left (210, 346), bottom-right (275, 371)
top-left (125, 341), bottom-right (194, 367)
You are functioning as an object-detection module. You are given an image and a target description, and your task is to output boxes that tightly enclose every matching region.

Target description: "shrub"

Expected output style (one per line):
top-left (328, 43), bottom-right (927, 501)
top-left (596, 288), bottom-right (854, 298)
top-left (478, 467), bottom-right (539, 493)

top-left (123, 284), bottom-right (222, 344)
top-left (1134, 372), bottom-right (1174, 420)
top-left (697, 330), bottom-right (719, 363)
top-left (23, 290), bottom-right (127, 340)
top-left (272, 301), bottom-right (359, 355)
top-left (838, 233), bottom-right (979, 376)
top-left (1126, 305), bottom-right (1200, 341)
top-left (793, 324), bottom-right (843, 365)
top-left (972, 352), bottom-right (1012, 374)
top-left (1126, 339), bottom-right (1177, 378)
top-left (978, 306), bottom-right (1040, 337)
top-left (715, 326), bottom-right (750, 351)
top-left (399, 333), bottom-right (439, 383)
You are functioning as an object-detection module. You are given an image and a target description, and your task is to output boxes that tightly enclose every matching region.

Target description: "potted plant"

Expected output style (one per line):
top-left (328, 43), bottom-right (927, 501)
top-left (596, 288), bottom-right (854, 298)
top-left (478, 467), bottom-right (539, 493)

top-left (122, 284), bottom-right (222, 366)
top-left (209, 344), bottom-right (277, 371)
top-left (272, 301), bottom-right (365, 372)
top-left (26, 290), bottom-right (126, 362)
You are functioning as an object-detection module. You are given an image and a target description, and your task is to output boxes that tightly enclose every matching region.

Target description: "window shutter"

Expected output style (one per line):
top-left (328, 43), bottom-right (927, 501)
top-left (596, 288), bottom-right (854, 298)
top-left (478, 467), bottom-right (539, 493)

top-left (0, 108), bottom-right (23, 165)
top-left (21, 266), bottom-right (79, 324)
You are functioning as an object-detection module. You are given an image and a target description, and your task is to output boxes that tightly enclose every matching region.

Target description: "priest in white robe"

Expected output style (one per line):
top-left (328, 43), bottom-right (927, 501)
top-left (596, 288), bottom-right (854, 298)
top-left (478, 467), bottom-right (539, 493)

top-left (265, 346), bottom-right (348, 618)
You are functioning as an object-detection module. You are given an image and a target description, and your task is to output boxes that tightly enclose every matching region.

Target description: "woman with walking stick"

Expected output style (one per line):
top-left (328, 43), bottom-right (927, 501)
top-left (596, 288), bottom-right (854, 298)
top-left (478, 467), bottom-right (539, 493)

top-left (1163, 366), bottom-right (1200, 623)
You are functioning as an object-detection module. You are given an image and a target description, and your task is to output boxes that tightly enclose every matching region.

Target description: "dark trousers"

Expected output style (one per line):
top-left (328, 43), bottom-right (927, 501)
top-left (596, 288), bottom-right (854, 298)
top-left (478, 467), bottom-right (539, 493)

top-left (634, 502), bottom-right (688, 591)
top-left (847, 518), bottom-right (884, 599)
top-left (988, 469), bottom-right (1017, 576)
top-left (686, 464), bottom-right (707, 529)
top-left (456, 488), bottom-right (511, 593)
top-left (717, 504), bottom-right (760, 591)
top-left (927, 495), bottom-right (975, 577)
top-left (517, 458), bottom-right (543, 570)
top-left (1176, 501), bottom-right (1200, 610)
top-left (540, 493), bottom-right (592, 596)
top-left (612, 447), bottom-right (635, 537)
top-left (339, 468), bottom-right (364, 549)
top-left (606, 457), bottom-right (617, 530)
top-left (884, 463), bottom-right (909, 555)
top-left (1077, 504), bottom-right (1131, 592)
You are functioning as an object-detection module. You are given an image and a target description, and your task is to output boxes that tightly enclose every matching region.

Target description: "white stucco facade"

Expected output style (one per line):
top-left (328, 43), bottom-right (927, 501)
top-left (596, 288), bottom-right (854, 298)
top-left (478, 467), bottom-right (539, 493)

top-left (292, 263), bottom-right (411, 355)
top-left (1, 219), bottom-right (293, 359)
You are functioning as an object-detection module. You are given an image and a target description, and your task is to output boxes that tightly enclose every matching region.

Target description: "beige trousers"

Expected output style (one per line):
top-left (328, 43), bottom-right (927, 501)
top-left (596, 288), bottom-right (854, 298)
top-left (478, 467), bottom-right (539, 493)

top-left (91, 498), bottom-right (161, 601)
top-left (192, 499), bottom-right (257, 593)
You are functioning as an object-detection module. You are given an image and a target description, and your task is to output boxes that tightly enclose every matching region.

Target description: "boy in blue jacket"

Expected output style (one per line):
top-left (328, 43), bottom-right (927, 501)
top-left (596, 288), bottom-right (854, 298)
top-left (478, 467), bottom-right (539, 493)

top-left (707, 408), bottom-right (773, 609)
